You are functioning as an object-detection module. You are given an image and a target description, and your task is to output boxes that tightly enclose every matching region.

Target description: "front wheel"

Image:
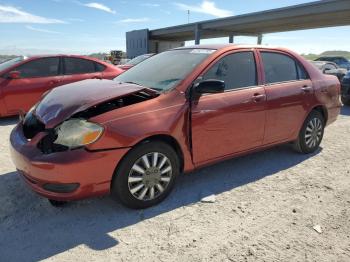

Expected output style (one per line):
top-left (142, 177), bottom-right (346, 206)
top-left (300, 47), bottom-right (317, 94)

top-left (294, 110), bottom-right (325, 154)
top-left (111, 141), bottom-right (179, 209)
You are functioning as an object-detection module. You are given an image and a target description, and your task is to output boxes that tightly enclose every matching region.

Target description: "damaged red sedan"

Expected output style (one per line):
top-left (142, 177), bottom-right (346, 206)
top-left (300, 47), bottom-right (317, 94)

top-left (10, 45), bottom-right (341, 209)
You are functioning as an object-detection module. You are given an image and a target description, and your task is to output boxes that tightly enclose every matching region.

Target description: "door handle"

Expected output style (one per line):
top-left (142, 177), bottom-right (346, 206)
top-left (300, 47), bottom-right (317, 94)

top-left (301, 86), bottom-right (313, 93)
top-left (252, 93), bottom-right (266, 102)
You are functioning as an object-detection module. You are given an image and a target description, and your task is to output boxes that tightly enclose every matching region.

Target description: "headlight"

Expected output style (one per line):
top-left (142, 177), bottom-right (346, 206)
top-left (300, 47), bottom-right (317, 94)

top-left (54, 119), bottom-right (104, 149)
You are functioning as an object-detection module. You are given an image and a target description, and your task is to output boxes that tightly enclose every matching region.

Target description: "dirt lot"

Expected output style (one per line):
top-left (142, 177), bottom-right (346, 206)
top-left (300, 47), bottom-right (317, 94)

top-left (1, 108), bottom-right (350, 262)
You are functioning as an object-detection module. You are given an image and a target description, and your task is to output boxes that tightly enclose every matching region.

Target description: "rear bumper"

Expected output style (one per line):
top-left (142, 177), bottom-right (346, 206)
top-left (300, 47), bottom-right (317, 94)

top-left (10, 123), bottom-right (130, 201)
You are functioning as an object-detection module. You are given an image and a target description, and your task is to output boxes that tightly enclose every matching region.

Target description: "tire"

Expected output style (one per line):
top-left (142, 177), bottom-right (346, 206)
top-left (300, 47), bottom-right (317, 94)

top-left (111, 141), bottom-right (179, 209)
top-left (293, 110), bottom-right (325, 154)
top-left (341, 95), bottom-right (350, 106)
top-left (49, 199), bottom-right (68, 207)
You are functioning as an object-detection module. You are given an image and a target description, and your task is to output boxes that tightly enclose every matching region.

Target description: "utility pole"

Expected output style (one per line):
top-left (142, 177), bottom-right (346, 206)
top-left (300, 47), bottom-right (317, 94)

top-left (187, 10), bottom-right (190, 23)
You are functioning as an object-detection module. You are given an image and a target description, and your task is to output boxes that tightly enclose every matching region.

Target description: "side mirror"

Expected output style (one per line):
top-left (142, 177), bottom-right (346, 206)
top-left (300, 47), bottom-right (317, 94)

top-left (194, 79), bottom-right (225, 94)
top-left (7, 71), bottom-right (21, 79)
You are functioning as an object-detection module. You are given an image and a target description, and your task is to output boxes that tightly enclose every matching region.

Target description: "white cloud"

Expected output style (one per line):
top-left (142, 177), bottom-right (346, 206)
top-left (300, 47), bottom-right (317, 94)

top-left (175, 0), bottom-right (232, 18)
top-left (67, 18), bottom-right (85, 22)
top-left (141, 3), bottom-right (160, 7)
top-left (83, 2), bottom-right (116, 14)
top-left (0, 5), bottom-right (66, 23)
top-left (118, 18), bottom-right (150, 23)
top-left (25, 25), bottom-right (61, 34)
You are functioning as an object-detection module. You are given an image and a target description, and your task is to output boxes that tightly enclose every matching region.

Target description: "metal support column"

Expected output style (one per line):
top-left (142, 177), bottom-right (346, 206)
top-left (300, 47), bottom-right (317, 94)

top-left (195, 24), bottom-right (201, 45)
top-left (257, 34), bottom-right (263, 44)
top-left (229, 34), bottom-right (234, 43)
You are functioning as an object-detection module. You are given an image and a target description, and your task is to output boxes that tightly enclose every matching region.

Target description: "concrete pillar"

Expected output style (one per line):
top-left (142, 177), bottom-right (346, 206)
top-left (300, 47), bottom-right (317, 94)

top-left (257, 34), bottom-right (263, 45)
top-left (195, 24), bottom-right (201, 45)
top-left (229, 35), bottom-right (234, 43)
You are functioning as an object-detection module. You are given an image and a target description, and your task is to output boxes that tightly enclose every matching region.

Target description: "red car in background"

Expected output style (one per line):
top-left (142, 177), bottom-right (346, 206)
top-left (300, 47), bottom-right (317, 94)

top-left (0, 55), bottom-right (123, 117)
top-left (118, 53), bottom-right (155, 71)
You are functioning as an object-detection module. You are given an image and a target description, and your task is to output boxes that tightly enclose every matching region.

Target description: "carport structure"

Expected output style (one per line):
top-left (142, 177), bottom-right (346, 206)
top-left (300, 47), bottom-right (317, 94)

top-left (126, 0), bottom-right (350, 58)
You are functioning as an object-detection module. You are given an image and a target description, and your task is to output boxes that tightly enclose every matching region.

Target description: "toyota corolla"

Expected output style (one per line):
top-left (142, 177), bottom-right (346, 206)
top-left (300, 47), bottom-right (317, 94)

top-left (10, 45), bottom-right (341, 209)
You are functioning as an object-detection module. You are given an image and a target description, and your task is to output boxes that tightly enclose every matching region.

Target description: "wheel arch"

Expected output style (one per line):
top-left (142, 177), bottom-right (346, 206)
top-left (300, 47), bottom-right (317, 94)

top-left (311, 105), bottom-right (328, 123)
top-left (137, 134), bottom-right (185, 173)
top-left (111, 134), bottom-right (185, 186)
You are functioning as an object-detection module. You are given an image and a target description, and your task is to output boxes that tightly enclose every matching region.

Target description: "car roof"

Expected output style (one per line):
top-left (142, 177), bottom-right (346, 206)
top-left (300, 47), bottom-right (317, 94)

top-left (317, 56), bottom-right (346, 59)
top-left (173, 43), bottom-right (290, 51)
top-left (26, 54), bottom-right (105, 63)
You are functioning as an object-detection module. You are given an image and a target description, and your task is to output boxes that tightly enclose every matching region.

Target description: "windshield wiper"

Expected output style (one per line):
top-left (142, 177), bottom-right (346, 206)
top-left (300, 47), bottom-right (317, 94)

top-left (124, 81), bottom-right (142, 86)
top-left (123, 81), bottom-right (161, 94)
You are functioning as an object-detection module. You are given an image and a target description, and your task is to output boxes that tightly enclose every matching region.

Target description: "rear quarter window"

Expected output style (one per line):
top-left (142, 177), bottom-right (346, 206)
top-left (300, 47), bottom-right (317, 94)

top-left (95, 62), bottom-right (106, 72)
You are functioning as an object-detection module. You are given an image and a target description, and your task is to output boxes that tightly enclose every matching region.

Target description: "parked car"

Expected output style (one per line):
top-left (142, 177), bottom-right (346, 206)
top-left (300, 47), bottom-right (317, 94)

top-left (118, 53), bottom-right (155, 70)
top-left (309, 60), bottom-right (347, 81)
top-left (315, 56), bottom-right (350, 70)
top-left (0, 55), bottom-right (124, 117)
top-left (341, 71), bottom-right (350, 105)
top-left (10, 45), bottom-right (341, 209)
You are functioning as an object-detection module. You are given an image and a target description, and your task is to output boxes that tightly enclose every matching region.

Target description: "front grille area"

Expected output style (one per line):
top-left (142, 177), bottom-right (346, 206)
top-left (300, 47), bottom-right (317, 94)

top-left (22, 111), bottom-right (68, 154)
top-left (23, 111), bottom-right (45, 139)
top-left (37, 131), bottom-right (68, 154)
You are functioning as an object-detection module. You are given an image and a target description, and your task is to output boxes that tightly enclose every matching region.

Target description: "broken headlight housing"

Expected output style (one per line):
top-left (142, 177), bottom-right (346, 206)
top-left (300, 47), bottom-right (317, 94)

top-left (54, 119), bottom-right (104, 149)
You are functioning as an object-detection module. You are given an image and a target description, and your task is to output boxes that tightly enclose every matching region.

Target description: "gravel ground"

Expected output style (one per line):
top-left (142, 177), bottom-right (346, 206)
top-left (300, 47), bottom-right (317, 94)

top-left (1, 107), bottom-right (350, 262)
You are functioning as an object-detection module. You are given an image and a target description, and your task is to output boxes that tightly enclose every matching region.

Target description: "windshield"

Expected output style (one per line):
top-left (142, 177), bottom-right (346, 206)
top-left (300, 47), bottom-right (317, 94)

top-left (0, 56), bottom-right (26, 72)
top-left (127, 54), bottom-right (153, 66)
top-left (114, 49), bottom-right (215, 91)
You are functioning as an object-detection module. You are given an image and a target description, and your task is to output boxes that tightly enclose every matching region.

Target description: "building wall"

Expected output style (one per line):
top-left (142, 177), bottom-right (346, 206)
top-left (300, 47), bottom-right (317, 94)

top-left (149, 40), bottom-right (185, 54)
top-left (126, 29), bottom-right (149, 59)
top-left (126, 29), bottom-right (185, 58)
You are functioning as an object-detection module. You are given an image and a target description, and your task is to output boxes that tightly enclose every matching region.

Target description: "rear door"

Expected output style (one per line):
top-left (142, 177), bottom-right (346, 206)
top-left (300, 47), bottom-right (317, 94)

top-left (1, 57), bottom-right (62, 114)
top-left (61, 57), bottom-right (103, 86)
top-left (191, 50), bottom-right (266, 165)
top-left (258, 50), bottom-right (312, 144)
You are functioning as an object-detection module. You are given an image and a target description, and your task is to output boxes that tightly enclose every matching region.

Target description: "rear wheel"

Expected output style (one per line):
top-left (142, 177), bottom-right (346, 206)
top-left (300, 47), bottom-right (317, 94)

top-left (341, 95), bottom-right (350, 106)
top-left (294, 110), bottom-right (325, 154)
top-left (111, 141), bottom-right (179, 209)
top-left (49, 199), bottom-right (68, 207)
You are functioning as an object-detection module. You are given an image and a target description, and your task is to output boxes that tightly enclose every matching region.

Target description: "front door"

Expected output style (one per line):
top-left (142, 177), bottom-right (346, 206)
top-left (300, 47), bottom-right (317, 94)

top-left (1, 57), bottom-right (62, 115)
top-left (191, 51), bottom-right (266, 165)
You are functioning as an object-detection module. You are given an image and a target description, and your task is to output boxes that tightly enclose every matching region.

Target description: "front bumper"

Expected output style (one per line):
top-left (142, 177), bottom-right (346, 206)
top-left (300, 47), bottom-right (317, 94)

top-left (10, 123), bottom-right (130, 201)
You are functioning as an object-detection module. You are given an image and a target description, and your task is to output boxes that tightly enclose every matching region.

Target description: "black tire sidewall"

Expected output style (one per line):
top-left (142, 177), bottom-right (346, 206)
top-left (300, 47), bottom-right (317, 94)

top-left (298, 110), bottom-right (325, 154)
top-left (112, 141), bottom-right (179, 209)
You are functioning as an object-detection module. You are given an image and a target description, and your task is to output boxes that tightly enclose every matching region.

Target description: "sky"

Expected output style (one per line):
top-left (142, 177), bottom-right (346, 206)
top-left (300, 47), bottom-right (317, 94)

top-left (0, 0), bottom-right (349, 55)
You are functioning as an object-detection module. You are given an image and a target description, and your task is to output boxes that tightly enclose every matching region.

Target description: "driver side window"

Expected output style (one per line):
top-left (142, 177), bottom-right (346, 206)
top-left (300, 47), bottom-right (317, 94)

top-left (202, 52), bottom-right (257, 91)
top-left (15, 57), bottom-right (60, 78)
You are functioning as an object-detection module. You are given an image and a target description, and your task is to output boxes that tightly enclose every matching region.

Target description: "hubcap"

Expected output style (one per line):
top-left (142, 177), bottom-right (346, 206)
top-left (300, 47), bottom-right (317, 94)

top-left (128, 152), bottom-right (172, 201)
top-left (305, 118), bottom-right (323, 148)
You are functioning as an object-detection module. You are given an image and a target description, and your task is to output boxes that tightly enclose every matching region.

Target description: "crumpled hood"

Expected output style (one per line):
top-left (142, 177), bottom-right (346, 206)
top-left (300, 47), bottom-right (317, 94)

top-left (35, 79), bottom-right (146, 128)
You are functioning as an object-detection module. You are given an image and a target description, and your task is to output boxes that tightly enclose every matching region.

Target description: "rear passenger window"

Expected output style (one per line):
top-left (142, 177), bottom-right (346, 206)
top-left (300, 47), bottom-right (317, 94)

top-left (202, 52), bottom-right (257, 91)
top-left (15, 58), bottom-right (59, 78)
top-left (64, 58), bottom-right (96, 75)
top-left (261, 52), bottom-right (307, 84)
